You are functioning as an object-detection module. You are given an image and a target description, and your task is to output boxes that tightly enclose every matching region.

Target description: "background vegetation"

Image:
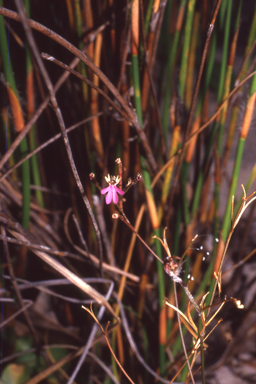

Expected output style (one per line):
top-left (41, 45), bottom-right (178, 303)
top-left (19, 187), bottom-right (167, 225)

top-left (1, 0), bottom-right (256, 383)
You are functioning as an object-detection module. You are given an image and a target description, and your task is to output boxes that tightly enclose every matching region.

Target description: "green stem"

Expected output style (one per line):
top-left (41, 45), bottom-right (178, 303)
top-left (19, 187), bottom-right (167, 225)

top-left (0, 4), bottom-right (30, 230)
top-left (132, 50), bottom-right (165, 373)
top-left (179, 0), bottom-right (196, 101)
top-left (25, 0), bottom-right (44, 208)
top-left (162, 0), bottom-right (186, 139)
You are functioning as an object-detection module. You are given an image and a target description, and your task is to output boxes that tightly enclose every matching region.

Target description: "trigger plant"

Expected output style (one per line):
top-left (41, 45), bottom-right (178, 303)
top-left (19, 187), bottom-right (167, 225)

top-left (101, 174), bottom-right (125, 205)
top-left (90, 164), bottom-right (142, 208)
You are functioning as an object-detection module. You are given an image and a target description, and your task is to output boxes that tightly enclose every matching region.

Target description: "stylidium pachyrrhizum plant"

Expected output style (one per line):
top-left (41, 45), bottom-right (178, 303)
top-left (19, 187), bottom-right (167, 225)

top-left (85, 161), bottom-right (255, 383)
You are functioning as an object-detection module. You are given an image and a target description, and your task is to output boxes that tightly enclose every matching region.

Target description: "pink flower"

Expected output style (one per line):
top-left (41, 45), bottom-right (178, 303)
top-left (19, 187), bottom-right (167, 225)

top-left (101, 174), bottom-right (124, 204)
top-left (101, 184), bottom-right (125, 204)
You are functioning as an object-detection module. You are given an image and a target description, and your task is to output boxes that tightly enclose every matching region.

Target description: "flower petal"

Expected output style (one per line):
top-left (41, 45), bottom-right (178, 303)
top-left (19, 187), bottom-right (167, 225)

top-left (115, 186), bottom-right (125, 196)
top-left (101, 186), bottom-right (110, 195)
top-left (112, 187), bottom-right (119, 204)
top-left (105, 189), bottom-right (113, 204)
top-left (101, 185), bottom-right (124, 204)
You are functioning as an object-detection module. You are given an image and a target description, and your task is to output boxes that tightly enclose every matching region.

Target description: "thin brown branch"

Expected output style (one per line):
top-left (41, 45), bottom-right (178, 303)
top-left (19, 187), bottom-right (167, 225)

top-left (1, 225), bottom-right (39, 343)
top-left (173, 283), bottom-right (196, 384)
top-left (0, 113), bottom-right (103, 182)
top-left (41, 53), bottom-right (130, 122)
top-left (113, 212), bottom-right (163, 264)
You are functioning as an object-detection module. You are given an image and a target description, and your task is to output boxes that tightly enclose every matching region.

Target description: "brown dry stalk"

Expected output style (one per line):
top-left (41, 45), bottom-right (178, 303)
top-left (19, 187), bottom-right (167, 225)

top-left (131, 0), bottom-right (139, 55)
top-left (7, 86), bottom-right (24, 132)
